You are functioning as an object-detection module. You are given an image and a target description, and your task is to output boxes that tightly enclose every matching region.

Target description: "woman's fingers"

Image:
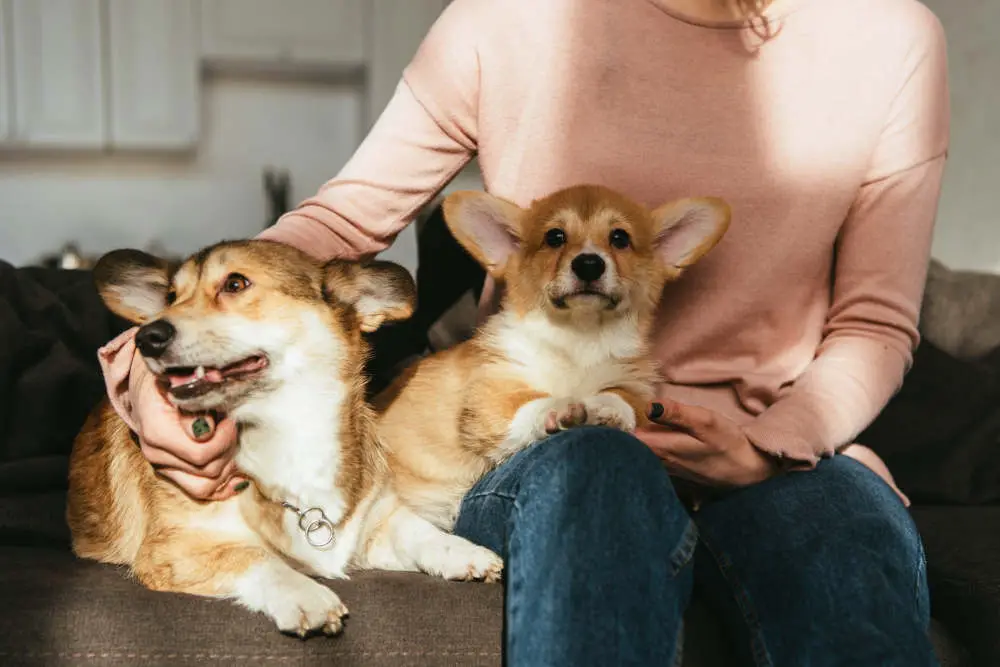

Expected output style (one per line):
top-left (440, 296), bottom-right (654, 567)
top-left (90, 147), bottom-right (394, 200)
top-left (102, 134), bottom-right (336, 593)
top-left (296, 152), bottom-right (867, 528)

top-left (185, 412), bottom-right (217, 443)
top-left (141, 412), bottom-right (238, 470)
top-left (156, 460), bottom-right (248, 501)
top-left (209, 474), bottom-right (251, 501)
top-left (158, 467), bottom-right (230, 500)
top-left (647, 399), bottom-right (722, 441)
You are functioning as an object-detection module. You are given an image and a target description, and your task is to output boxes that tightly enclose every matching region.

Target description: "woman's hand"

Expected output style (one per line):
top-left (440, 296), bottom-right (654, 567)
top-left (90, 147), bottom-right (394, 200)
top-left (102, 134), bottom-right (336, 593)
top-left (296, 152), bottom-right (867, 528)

top-left (638, 398), bottom-right (912, 506)
top-left (128, 352), bottom-right (247, 500)
top-left (636, 398), bottom-right (780, 487)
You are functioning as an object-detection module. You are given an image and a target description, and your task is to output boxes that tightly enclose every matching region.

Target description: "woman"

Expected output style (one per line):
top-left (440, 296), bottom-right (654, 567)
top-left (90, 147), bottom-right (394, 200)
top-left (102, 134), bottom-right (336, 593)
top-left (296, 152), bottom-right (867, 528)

top-left (98, 0), bottom-right (949, 664)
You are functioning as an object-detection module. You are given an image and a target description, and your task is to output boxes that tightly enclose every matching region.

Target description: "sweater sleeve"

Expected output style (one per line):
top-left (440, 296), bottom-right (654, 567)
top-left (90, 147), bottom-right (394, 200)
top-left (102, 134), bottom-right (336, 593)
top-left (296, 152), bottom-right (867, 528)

top-left (257, 0), bottom-right (482, 260)
top-left (742, 10), bottom-right (951, 465)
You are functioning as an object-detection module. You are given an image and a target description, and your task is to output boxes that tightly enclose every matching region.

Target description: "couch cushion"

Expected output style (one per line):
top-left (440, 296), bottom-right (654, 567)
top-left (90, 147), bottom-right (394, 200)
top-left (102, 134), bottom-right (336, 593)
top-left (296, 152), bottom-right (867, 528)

top-left (0, 544), bottom-right (968, 667)
top-left (921, 259), bottom-right (1000, 362)
top-left (913, 505), bottom-right (1000, 667)
top-left (0, 547), bottom-right (502, 667)
top-left (860, 340), bottom-right (1000, 505)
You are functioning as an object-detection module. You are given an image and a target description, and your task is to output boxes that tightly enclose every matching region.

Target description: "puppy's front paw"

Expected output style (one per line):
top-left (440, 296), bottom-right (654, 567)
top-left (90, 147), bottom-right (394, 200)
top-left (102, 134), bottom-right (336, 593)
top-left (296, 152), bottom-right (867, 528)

top-left (419, 534), bottom-right (504, 583)
top-left (582, 393), bottom-right (637, 432)
top-left (267, 578), bottom-right (349, 638)
top-left (543, 398), bottom-right (589, 433)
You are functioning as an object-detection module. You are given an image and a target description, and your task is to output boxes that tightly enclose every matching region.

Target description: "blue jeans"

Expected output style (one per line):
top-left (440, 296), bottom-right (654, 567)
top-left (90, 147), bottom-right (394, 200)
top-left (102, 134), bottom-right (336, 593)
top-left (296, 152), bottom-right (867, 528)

top-left (453, 426), bottom-right (936, 667)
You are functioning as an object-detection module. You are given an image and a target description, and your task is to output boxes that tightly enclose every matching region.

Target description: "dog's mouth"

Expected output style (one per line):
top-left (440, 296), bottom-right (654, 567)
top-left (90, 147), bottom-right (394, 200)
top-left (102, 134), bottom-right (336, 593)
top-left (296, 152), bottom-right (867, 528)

top-left (161, 355), bottom-right (270, 400)
top-left (550, 289), bottom-right (620, 310)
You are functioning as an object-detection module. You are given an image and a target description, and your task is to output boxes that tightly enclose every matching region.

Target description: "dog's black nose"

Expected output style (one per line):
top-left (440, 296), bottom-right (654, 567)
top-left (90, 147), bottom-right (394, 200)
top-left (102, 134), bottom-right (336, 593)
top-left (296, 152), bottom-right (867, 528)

top-left (571, 254), bottom-right (606, 282)
top-left (135, 319), bottom-right (176, 358)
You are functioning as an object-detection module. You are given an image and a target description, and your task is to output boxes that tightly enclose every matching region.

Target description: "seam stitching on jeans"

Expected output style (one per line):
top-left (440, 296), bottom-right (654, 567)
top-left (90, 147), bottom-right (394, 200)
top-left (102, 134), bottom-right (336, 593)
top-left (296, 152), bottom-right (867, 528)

top-left (504, 500), bottom-right (523, 661)
top-left (698, 533), bottom-right (774, 667)
top-left (671, 619), bottom-right (686, 667)
top-left (465, 490), bottom-right (517, 502)
top-left (915, 536), bottom-right (929, 614)
top-left (669, 518), bottom-right (699, 575)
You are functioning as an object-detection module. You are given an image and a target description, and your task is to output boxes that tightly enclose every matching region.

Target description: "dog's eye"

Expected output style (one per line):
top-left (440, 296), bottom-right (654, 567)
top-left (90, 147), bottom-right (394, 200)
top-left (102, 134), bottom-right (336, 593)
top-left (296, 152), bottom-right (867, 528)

top-left (609, 229), bottom-right (631, 250)
top-left (544, 228), bottom-right (567, 249)
top-left (222, 273), bottom-right (251, 294)
top-left (165, 290), bottom-right (177, 305)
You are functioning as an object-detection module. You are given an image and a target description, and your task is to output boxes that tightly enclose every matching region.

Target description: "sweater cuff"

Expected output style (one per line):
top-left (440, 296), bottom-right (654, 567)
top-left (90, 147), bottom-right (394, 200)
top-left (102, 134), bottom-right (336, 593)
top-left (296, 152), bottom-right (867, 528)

top-left (741, 421), bottom-right (829, 471)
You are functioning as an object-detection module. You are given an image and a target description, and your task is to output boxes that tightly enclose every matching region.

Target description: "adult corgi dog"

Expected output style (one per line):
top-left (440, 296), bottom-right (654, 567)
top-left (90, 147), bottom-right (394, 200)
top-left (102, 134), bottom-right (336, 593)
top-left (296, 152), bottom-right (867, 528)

top-left (67, 240), bottom-right (501, 638)
top-left (375, 185), bottom-right (732, 530)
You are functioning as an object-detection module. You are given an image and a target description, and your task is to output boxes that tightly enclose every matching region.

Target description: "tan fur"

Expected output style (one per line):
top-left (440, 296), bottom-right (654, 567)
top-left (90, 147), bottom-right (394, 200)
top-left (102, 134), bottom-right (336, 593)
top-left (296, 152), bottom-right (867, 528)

top-left (68, 241), bottom-right (504, 637)
top-left (378, 185), bottom-right (731, 530)
top-left (67, 398), bottom-right (272, 594)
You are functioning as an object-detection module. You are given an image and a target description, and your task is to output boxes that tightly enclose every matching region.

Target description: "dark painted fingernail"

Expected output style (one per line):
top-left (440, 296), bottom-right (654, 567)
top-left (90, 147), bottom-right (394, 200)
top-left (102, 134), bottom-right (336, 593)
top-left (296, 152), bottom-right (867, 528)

top-left (648, 403), bottom-right (664, 420)
top-left (191, 417), bottom-right (212, 440)
top-left (234, 480), bottom-right (250, 493)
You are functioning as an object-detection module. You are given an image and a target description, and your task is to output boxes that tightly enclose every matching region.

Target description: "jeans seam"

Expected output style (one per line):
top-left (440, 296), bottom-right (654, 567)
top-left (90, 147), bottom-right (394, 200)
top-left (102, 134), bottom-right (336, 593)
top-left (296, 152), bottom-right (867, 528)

top-left (672, 619), bottom-right (685, 667)
top-left (465, 490), bottom-right (518, 503)
top-left (670, 518), bottom-right (699, 576)
top-left (698, 533), bottom-right (774, 667)
top-left (505, 499), bottom-right (523, 666)
top-left (915, 535), bottom-right (929, 621)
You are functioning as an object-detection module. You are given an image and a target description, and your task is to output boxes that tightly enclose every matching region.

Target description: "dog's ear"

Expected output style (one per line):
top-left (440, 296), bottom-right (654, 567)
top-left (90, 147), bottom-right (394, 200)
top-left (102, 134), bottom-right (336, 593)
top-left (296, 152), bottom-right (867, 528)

top-left (650, 197), bottom-right (731, 276)
top-left (442, 191), bottom-right (523, 278)
top-left (93, 249), bottom-right (173, 324)
top-left (323, 260), bottom-right (416, 332)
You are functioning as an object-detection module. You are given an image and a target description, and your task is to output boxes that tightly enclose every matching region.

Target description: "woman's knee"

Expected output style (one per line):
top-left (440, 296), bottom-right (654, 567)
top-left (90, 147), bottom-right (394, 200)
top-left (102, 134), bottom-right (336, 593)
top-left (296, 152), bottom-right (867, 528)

top-left (813, 456), bottom-right (923, 555)
top-left (457, 426), bottom-right (675, 550)
top-left (517, 426), bottom-right (697, 574)
top-left (704, 454), bottom-right (929, 620)
top-left (524, 425), bottom-right (673, 496)
top-left (816, 456), bottom-right (929, 615)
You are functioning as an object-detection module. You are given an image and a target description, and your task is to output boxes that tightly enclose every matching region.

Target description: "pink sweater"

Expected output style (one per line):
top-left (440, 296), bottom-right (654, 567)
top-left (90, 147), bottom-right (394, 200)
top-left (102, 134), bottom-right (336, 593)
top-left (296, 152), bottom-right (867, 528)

top-left (257, 0), bottom-right (950, 465)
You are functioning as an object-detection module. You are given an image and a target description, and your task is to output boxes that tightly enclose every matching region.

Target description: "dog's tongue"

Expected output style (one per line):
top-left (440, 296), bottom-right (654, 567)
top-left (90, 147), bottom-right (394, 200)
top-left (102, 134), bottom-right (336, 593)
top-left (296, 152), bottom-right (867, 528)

top-left (167, 366), bottom-right (224, 388)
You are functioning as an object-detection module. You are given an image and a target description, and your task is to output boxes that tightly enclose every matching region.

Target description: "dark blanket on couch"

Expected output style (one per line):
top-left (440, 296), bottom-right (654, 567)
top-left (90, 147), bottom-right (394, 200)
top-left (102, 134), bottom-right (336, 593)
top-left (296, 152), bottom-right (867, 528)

top-left (860, 341), bottom-right (1000, 506)
top-left (0, 260), bottom-right (127, 471)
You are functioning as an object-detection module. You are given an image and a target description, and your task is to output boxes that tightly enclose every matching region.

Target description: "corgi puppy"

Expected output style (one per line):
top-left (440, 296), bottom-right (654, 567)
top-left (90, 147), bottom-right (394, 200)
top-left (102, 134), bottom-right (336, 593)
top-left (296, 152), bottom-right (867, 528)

top-left (374, 185), bottom-right (731, 530)
top-left (67, 240), bottom-right (502, 637)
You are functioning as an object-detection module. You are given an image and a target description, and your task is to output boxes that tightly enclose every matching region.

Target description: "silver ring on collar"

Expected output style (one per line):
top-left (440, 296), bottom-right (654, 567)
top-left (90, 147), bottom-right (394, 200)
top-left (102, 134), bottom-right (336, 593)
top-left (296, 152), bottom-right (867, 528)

top-left (283, 502), bottom-right (336, 549)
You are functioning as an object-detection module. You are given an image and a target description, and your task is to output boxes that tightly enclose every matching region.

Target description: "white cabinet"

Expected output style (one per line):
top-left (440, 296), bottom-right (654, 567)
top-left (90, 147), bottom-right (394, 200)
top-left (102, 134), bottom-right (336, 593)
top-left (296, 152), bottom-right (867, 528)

top-left (200, 0), bottom-right (366, 69)
top-left (0, 1), bottom-right (10, 141)
top-left (107, 0), bottom-right (199, 149)
top-left (9, 0), bottom-right (105, 147)
top-left (0, 0), bottom-right (200, 150)
top-left (0, 0), bottom-right (450, 154)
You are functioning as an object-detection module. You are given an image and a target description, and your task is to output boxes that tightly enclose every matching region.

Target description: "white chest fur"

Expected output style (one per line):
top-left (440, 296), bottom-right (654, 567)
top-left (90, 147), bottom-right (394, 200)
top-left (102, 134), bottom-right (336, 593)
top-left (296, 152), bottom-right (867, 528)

top-left (232, 376), bottom-right (359, 579)
top-left (489, 311), bottom-right (651, 397)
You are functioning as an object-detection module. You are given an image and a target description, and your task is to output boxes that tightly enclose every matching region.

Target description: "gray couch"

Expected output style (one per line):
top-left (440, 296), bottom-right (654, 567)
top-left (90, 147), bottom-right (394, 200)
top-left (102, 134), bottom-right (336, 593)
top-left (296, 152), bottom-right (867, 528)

top-left (0, 505), bottom-right (977, 666)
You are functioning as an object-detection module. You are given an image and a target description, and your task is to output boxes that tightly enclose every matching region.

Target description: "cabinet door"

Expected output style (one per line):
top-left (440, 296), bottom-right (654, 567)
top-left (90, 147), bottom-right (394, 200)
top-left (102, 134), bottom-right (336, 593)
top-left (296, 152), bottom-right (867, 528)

top-left (200, 0), bottom-right (365, 68)
top-left (107, 0), bottom-right (199, 149)
top-left (9, 0), bottom-right (104, 148)
top-left (0, 1), bottom-right (10, 142)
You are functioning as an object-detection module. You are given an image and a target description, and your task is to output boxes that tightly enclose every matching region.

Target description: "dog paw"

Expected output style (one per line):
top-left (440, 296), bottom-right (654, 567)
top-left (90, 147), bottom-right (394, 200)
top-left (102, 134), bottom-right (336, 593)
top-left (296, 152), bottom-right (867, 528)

top-left (419, 534), bottom-right (504, 583)
top-left (582, 393), bottom-right (637, 432)
top-left (543, 398), bottom-right (589, 433)
top-left (267, 579), bottom-right (349, 638)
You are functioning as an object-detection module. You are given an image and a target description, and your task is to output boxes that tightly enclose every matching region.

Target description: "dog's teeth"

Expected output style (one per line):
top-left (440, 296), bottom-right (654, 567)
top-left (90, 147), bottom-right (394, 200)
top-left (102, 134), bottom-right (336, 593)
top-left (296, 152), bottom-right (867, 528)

top-left (195, 365), bottom-right (206, 379)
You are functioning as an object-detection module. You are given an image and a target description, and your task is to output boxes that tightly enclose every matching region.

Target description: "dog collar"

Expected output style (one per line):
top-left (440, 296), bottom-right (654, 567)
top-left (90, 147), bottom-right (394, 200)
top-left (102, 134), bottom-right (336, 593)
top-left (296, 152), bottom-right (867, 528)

top-left (282, 501), bottom-right (336, 549)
